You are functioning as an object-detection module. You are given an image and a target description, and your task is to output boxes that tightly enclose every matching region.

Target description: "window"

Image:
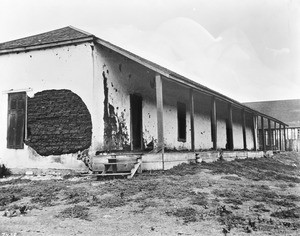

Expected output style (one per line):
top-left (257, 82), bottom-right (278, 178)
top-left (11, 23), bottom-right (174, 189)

top-left (7, 92), bottom-right (26, 149)
top-left (177, 102), bottom-right (186, 142)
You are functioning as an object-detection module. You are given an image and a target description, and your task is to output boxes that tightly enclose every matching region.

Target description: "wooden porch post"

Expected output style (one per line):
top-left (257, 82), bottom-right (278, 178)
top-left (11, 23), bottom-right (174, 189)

top-left (227, 103), bottom-right (234, 150)
top-left (274, 122), bottom-right (277, 150)
top-left (261, 116), bottom-right (266, 151)
top-left (268, 119), bottom-right (272, 150)
top-left (284, 126), bottom-right (287, 151)
top-left (155, 74), bottom-right (164, 169)
top-left (211, 96), bottom-right (217, 150)
top-left (252, 114), bottom-right (257, 151)
top-left (279, 124), bottom-right (282, 151)
top-left (189, 89), bottom-right (195, 152)
top-left (242, 109), bottom-right (247, 150)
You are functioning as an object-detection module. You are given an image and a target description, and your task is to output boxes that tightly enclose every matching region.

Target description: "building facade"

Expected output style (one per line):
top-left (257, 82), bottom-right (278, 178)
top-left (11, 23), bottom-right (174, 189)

top-left (0, 27), bottom-right (287, 171)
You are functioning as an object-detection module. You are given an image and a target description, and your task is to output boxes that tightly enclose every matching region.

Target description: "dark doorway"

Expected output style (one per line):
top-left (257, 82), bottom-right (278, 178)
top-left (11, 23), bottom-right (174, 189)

top-left (177, 102), bottom-right (186, 142)
top-left (130, 94), bottom-right (143, 150)
top-left (226, 119), bottom-right (233, 150)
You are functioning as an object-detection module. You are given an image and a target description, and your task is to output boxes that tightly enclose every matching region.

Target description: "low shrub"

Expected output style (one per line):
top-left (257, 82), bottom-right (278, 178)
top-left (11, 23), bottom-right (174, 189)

top-left (0, 164), bottom-right (11, 178)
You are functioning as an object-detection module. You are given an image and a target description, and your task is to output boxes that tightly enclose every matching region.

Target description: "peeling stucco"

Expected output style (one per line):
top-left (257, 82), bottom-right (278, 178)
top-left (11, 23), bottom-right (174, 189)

top-left (102, 71), bottom-right (130, 150)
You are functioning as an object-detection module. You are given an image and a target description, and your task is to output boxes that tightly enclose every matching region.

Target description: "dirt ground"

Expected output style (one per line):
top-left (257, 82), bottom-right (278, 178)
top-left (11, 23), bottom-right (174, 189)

top-left (0, 152), bottom-right (300, 236)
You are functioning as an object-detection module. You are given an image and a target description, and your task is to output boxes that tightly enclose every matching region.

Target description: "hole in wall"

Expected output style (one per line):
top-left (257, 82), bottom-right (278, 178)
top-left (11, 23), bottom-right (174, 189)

top-left (25, 89), bottom-right (92, 156)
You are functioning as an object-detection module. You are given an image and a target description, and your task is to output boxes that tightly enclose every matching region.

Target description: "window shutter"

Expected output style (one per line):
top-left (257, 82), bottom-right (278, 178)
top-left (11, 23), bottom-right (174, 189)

top-left (7, 113), bottom-right (17, 148)
top-left (7, 92), bottom-right (26, 149)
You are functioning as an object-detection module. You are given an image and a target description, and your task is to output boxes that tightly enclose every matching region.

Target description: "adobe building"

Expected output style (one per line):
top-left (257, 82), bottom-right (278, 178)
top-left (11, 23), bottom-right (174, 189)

top-left (0, 26), bottom-right (288, 174)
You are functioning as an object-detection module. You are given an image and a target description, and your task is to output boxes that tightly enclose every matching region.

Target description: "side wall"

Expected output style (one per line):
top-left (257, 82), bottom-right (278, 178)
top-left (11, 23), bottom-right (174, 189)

top-left (232, 106), bottom-right (244, 149)
top-left (0, 43), bottom-right (96, 170)
top-left (245, 112), bottom-right (255, 150)
top-left (216, 100), bottom-right (227, 149)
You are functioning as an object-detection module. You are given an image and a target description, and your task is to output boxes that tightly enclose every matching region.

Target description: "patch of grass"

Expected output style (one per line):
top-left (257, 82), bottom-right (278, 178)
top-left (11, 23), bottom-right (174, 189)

top-left (273, 200), bottom-right (297, 208)
top-left (212, 189), bottom-right (236, 199)
top-left (96, 196), bottom-right (126, 208)
top-left (212, 188), bottom-right (244, 207)
top-left (200, 157), bottom-right (300, 182)
top-left (97, 179), bottom-right (156, 199)
top-left (191, 193), bottom-right (209, 207)
top-left (240, 188), bottom-right (277, 203)
top-left (224, 198), bottom-right (243, 205)
top-left (0, 180), bottom-right (71, 210)
top-left (3, 204), bottom-right (36, 212)
top-left (285, 194), bottom-right (300, 201)
top-left (165, 163), bottom-right (199, 176)
top-left (133, 200), bottom-right (158, 213)
top-left (275, 183), bottom-right (289, 190)
top-left (288, 183), bottom-right (296, 188)
top-left (258, 184), bottom-right (270, 190)
top-left (57, 205), bottom-right (90, 220)
top-left (168, 207), bottom-right (198, 224)
top-left (271, 207), bottom-right (300, 219)
top-left (63, 187), bottom-right (89, 204)
top-left (31, 193), bottom-right (58, 207)
top-left (147, 181), bottom-right (194, 200)
top-left (221, 176), bottom-right (242, 181)
top-left (0, 178), bottom-right (31, 186)
top-left (215, 205), bottom-right (247, 230)
top-left (30, 181), bottom-right (66, 207)
top-left (218, 213), bottom-right (246, 228)
top-left (252, 204), bottom-right (270, 212)
top-left (0, 195), bottom-right (20, 211)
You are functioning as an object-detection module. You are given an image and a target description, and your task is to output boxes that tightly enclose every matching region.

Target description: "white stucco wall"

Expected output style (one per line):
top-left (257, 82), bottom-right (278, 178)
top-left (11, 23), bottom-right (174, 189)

top-left (0, 43), bottom-right (96, 169)
top-left (162, 79), bottom-right (192, 150)
top-left (245, 112), bottom-right (255, 150)
top-left (232, 106), bottom-right (244, 149)
top-left (194, 93), bottom-right (213, 149)
top-left (216, 100), bottom-right (227, 149)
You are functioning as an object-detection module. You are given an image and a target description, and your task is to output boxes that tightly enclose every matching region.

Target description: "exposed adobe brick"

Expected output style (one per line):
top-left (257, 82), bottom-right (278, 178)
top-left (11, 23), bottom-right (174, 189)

top-left (25, 89), bottom-right (92, 156)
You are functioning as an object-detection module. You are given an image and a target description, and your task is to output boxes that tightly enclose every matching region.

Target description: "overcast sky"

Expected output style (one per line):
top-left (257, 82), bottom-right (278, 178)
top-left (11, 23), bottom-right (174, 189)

top-left (0, 0), bottom-right (299, 102)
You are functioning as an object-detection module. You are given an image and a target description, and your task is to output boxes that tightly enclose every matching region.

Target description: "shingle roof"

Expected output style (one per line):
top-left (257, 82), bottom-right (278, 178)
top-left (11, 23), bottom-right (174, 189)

top-left (0, 26), bottom-right (93, 50)
top-left (244, 99), bottom-right (300, 127)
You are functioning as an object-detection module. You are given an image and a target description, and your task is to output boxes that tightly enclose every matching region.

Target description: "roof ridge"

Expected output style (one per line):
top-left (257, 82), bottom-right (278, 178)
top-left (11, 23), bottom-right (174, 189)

top-left (0, 26), bottom-right (73, 44)
top-left (0, 26), bottom-right (93, 51)
top-left (67, 25), bottom-right (93, 37)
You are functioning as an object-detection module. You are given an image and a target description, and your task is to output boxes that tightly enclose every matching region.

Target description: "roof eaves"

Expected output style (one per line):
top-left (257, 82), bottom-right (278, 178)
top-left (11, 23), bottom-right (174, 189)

top-left (94, 37), bottom-right (288, 126)
top-left (0, 36), bottom-right (94, 55)
top-left (169, 73), bottom-right (288, 125)
top-left (95, 37), bottom-right (170, 78)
